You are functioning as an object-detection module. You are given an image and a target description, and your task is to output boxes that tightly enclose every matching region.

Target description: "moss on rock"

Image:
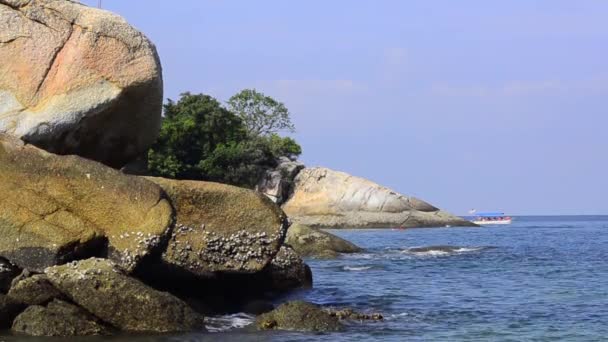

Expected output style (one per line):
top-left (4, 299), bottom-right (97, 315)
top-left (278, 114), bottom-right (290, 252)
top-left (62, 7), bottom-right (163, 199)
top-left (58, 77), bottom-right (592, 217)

top-left (286, 223), bottom-right (362, 258)
top-left (255, 300), bottom-right (341, 332)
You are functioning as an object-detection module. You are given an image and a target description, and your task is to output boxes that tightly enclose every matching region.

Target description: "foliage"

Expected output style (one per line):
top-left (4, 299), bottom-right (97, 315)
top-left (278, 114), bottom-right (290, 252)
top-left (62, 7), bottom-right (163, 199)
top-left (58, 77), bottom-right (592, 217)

top-left (147, 92), bottom-right (302, 188)
top-left (227, 89), bottom-right (295, 136)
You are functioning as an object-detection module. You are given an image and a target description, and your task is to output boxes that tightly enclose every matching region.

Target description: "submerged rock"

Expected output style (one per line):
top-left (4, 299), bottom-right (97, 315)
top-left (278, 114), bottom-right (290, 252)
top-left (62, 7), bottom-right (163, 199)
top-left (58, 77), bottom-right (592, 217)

top-left (283, 167), bottom-right (474, 228)
top-left (0, 0), bottom-right (163, 167)
top-left (326, 308), bottom-right (384, 321)
top-left (146, 177), bottom-right (288, 275)
top-left (256, 300), bottom-right (341, 332)
top-left (286, 223), bottom-right (362, 258)
top-left (8, 274), bottom-right (64, 306)
top-left (44, 258), bottom-right (205, 333)
top-left (0, 135), bottom-right (173, 272)
top-left (12, 299), bottom-right (111, 336)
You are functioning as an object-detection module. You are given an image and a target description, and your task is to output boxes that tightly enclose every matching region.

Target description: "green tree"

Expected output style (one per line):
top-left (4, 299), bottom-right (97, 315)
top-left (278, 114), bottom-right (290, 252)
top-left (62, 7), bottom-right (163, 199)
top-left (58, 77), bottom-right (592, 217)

top-left (148, 92), bottom-right (245, 179)
top-left (148, 92), bottom-right (303, 188)
top-left (227, 89), bottom-right (295, 136)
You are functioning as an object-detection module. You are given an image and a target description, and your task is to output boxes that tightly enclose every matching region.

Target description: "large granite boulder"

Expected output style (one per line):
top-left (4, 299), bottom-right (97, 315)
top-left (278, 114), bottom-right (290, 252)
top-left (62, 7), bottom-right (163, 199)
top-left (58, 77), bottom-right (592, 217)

top-left (255, 301), bottom-right (341, 332)
top-left (260, 245), bottom-right (313, 292)
top-left (0, 135), bottom-right (173, 272)
top-left (12, 299), bottom-right (111, 336)
top-left (0, 0), bottom-right (163, 167)
top-left (282, 167), bottom-right (473, 228)
top-left (286, 223), bottom-right (362, 258)
top-left (45, 258), bottom-right (205, 333)
top-left (146, 177), bottom-right (288, 275)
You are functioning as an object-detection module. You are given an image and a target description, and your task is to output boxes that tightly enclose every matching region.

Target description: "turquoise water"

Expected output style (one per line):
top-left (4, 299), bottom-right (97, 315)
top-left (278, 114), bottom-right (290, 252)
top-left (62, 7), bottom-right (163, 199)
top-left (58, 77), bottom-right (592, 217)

top-left (4, 216), bottom-right (608, 341)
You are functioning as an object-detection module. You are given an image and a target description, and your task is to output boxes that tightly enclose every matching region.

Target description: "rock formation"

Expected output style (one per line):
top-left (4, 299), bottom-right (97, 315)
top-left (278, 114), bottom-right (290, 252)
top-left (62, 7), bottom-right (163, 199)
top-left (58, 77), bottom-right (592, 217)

top-left (256, 157), bottom-right (305, 204)
top-left (282, 167), bottom-right (473, 228)
top-left (286, 223), bottom-right (362, 258)
top-left (255, 300), bottom-right (342, 332)
top-left (146, 177), bottom-right (288, 275)
top-left (0, 0), bottom-right (163, 167)
top-left (0, 134), bottom-right (173, 272)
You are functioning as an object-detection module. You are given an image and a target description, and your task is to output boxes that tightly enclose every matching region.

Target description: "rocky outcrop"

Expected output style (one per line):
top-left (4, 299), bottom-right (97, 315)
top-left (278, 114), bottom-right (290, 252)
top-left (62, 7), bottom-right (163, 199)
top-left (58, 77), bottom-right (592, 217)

top-left (259, 245), bottom-right (313, 292)
top-left (0, 0), bottom-right (163, 167)
top-left (146, 177), bottom-right (288, 275)
top-left (256, 301), bottom-right (341, 332)
top-left (256, 157), bottom-right (305, 204)
top-left (286, 223), bottom-right (362, 258)
top-left (8, 274), bottom-right (64, 306)
top-left (45, 258), bottom-right (205, 333)
top-left (12, 299), bottom-right (111, 336)
top-left (0, 135), bottom-right (173, 272)
top-left (283, 167), bottom-right (473, 228)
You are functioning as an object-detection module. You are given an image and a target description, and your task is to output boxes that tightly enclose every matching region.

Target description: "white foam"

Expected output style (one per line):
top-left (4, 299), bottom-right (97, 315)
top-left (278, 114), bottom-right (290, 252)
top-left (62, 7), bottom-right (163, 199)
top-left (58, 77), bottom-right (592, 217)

top-left (205, 313), bottom-right (254, 332)
top-left (343, 266), bottom-right (373, 271)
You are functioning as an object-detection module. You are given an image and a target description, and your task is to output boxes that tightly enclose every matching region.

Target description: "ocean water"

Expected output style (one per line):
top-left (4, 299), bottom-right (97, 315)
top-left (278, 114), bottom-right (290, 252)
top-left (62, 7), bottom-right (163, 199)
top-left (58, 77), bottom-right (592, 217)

top-left (4, 216), bottom-right (608, 341)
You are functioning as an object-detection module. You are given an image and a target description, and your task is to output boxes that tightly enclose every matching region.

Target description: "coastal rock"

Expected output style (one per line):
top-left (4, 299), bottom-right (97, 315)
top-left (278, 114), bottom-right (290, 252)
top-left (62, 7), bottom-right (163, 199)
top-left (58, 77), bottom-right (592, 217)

top-left (255, 300), bottom-right (341, 332)
top-left (326, 308), bottom-right (384, 321)
top-left (0, 0), bottom-right (163, 167)
top-left (146, 177), bottom-right (288, 275)
top-left (0, 135), bottom-right (173, 272)
top-left (0, 258), bottom-right (20, 293)
top-left (283, 167), bottom-right (473, 228)
top-left (11, 299), bottom-right (111, 336)
top-left (286, 223), bottom-right (362, 258)
top-left (44, 258), bottom-right (205, 333)
top-left (260, 245), bottom-right (313, 292)
top-left (0, 294), bottom-right (25, 329)
top-left (8, 274), bottom-right (64, 306)
top-left (256, 158), bottom-right (305, 204)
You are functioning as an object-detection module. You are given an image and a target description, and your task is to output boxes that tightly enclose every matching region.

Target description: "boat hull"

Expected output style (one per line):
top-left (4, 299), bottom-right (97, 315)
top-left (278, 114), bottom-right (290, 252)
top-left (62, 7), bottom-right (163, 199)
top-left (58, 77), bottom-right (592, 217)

top-left (472, 219), bottom-right (512, 225)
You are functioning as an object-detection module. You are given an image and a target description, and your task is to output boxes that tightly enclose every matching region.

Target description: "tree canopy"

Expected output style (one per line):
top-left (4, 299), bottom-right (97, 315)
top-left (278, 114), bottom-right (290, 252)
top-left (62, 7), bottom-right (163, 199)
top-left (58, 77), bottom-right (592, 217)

top-left (147, 91), bottom-right (301, 188)
top-left (227, 89), bottom-right (295, 136)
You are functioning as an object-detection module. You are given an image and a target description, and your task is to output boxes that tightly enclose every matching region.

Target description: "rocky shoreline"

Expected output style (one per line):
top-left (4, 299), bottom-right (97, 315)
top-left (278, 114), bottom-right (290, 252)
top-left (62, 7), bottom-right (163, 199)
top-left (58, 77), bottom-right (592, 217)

top-left (0, 0), bottom-right (473, 336)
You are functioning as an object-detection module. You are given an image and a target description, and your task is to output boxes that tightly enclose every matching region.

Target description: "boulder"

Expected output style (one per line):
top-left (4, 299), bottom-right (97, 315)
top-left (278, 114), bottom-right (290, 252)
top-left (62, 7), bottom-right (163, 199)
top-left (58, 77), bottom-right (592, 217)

top-left (255, 301), bottom-right (341, 332)
top-left (0, 294), bottom-right (25, 329)
top-left (146, 177), bottom-right (288, 275)
top-left (256, 158), bottom-right (304, 204)
top-left (0, 0), bottom-right (163, 167)
top-left (286, 223), bottom-right (362, 258)
top-left (282, 167), bottom-right (474, 228)
top-left (45, 258), bottom-right (205, 333)
top-left (261, 245), bottom-right (313, 292)
top-left (0, 135), bottom-right (173, 272)
top-left (8, 274), bottom-right (64, 306)
top-left (0, 258), bottom-right (19, 293)
top-left (12, 299), bottom-right (111, 336)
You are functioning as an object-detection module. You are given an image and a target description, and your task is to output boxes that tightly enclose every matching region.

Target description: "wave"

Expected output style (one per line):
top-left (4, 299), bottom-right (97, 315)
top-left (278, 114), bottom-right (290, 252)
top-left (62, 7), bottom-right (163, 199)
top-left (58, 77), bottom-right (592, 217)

top-left (403, 245), bottom-right (494, 257)
top-left (205, 313), bottom-right (254, 332)
top-left (343, 266), bottom-right (373, 271)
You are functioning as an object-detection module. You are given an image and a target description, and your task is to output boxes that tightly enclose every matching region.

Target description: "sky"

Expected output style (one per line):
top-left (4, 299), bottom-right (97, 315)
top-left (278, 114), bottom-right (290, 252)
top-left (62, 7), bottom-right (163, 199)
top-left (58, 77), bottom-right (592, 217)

top-left (82, 0), bottom-right (608, 215)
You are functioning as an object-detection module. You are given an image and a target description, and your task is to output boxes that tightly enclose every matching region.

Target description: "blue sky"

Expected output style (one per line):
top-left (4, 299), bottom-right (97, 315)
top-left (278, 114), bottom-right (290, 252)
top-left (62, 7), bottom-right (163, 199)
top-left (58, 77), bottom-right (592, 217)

top-left (82, 0), bottom-right (608, 215)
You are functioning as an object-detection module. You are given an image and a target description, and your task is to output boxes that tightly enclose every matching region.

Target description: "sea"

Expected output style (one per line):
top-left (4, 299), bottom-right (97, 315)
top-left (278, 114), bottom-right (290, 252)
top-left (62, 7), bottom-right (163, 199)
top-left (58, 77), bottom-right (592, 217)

top-left (3, 216), bottom-right (607, 341)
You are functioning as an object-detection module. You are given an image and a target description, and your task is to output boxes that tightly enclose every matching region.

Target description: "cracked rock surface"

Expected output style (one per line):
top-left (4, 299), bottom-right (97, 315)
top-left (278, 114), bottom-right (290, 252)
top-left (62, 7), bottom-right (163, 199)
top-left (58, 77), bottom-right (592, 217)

top-left (44, 258), bottom-right (205, 333)
top-left (0, 0), bottom-right (162, 167)
top-left (283, 167), bottom-right (474, 228)
top-left (147, 177), bottom-right (289, 275)
top-left (0, 135), bottom-right (173, 272)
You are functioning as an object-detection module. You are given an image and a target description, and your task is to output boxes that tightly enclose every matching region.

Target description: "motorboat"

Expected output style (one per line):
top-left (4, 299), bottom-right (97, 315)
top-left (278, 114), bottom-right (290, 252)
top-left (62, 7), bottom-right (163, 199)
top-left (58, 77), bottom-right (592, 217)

top-left (471, 212), bottom-right (512, 225)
